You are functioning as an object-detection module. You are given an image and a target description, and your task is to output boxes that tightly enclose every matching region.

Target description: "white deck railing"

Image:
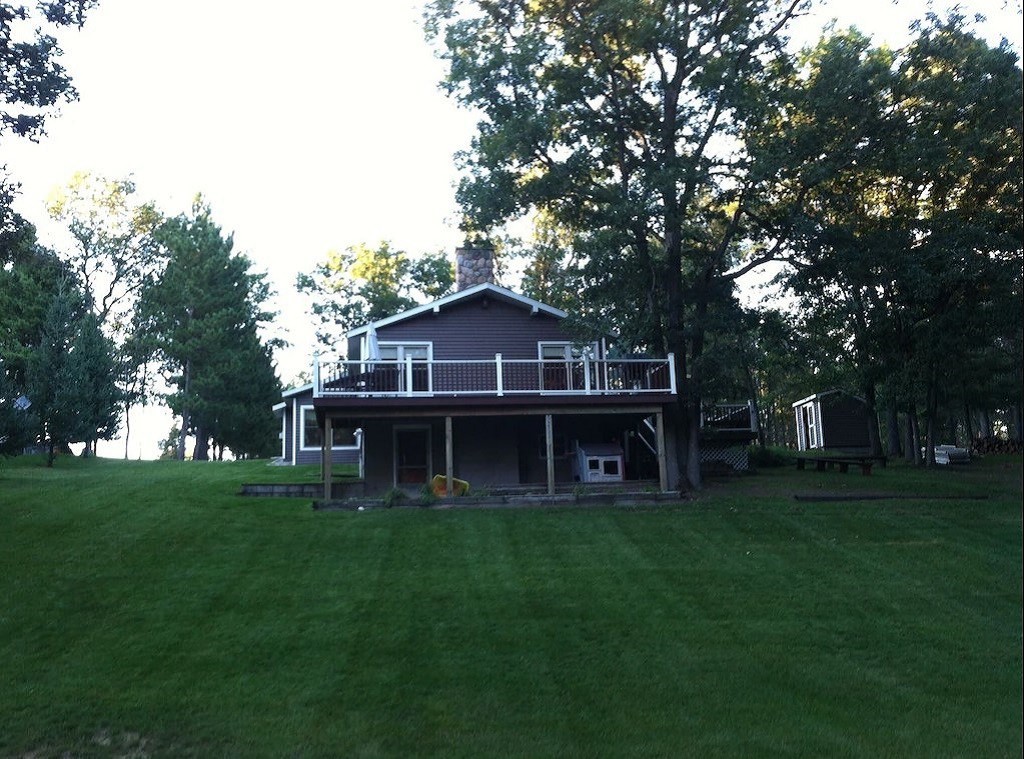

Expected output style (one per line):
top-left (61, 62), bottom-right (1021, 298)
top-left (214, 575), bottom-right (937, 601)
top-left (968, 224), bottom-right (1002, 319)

top-left (700, 400), bottom-right (758, 432)
top-left (313, 354), bottom-right (676, 399)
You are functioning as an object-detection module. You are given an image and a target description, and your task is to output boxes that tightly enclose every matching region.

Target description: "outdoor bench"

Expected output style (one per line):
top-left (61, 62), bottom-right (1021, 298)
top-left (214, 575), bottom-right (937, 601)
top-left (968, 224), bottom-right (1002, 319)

top-left (795, 456), bottom-right (874, 475)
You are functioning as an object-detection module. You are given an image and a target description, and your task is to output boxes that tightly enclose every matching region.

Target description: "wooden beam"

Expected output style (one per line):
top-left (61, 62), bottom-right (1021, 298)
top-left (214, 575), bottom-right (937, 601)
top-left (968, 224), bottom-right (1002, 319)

top-left (323, 415), bottom-right (333, 500)
top-left (655, 411), bottom-right (668, 493)
top-left (445, 416), bottom-right (454, 496)
top-left (313, 404), bottom-right (665, 420)
top-left (545, 414), bottom-right (555, 495)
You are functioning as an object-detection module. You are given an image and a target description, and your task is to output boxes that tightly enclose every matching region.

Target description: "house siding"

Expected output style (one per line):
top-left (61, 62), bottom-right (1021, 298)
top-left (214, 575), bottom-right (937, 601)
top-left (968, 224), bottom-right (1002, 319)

top-left (376, 297), bottom-right (577, 360)
top-left (279, 389), bottom-right (360, 467)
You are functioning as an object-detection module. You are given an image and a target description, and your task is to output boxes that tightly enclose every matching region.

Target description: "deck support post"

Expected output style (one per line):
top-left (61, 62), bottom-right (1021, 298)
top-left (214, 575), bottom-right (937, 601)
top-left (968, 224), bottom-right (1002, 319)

top-left (655, 410), bottom-right (668, 493)
top-left (545, 414), bottom-right (555, 495)
top-left (445, 416), bottom-right (454, 496)
top-left (323, 415), bottom-right (333, 500)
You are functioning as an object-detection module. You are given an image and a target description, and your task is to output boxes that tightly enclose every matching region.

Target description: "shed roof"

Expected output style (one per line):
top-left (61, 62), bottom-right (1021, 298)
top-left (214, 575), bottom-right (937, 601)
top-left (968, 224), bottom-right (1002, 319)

top-left (791, 389), bottom-right (867, 408)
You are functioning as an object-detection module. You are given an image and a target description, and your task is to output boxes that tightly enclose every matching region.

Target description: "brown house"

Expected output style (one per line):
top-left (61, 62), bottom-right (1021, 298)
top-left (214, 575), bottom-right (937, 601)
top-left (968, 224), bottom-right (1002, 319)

top-left (307, 246), bottom-right (681, 498)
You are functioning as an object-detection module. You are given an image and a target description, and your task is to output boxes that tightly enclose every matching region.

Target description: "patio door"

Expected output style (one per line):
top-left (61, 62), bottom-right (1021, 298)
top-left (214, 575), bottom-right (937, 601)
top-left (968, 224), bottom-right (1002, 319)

top-left (395, 426), bottom-right (431, 485)
top-left (379, 343), bottom-right (432, 393)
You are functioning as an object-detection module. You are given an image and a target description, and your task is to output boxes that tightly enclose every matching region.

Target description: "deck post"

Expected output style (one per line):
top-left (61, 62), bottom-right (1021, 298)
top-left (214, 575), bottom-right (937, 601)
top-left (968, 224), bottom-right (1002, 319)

top-left (405, 355), bottom-right (414, 397)
top-left (545, 414), bottom-right (555, 495)
top-left (666, 353), bottom-right (677, 394)
top-left (445, 416), bottom-right (454, 496)
top-left (655, 410), bottom-right (668, 492)
top-left (312, 351), bottom-right (320, 399)
top-left (495, 353), bottom-right (504, 396)
top-left (583, 354), bottom-right (591, 394)
top-left (323, 415), bottom-right (333, 500)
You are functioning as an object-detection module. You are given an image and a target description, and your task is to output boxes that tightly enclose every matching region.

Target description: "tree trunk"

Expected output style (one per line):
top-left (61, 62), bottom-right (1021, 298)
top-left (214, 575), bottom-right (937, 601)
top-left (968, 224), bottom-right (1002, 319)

top-left (193, 426), bottom-right (210, 461)
top-left (746, 367), bottom-right (765, 448)
top-left (886, 404), bottom-right (902, 457)
top-left (177, 359), bottom-right (191, 461)
top-left (47, 440), bottom-right (56, 467)
top-left (123, 400), bottom-right (131, 459)
top-left (924, 378), bottom-right (938, 467)
top-left (980, 408), bottom-right (992, 438)
top-left (862, 383), bottom-right (883, 457)
top-left (908, 410), bottom-right (922, 465)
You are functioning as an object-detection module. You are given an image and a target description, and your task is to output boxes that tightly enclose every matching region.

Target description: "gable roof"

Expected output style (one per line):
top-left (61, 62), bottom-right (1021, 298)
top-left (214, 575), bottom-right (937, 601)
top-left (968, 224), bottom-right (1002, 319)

top-left (346, 283), bottom-right (567, 338)
top-left (792, 389), bottom-right (867, 408)
top-left (281, 383), bottom-right (313, 399)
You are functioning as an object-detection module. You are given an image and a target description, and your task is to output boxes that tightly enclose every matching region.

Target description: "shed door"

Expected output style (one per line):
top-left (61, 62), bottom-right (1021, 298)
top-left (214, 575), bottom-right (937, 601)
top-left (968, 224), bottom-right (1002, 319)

top-left (803, 405), bottom-right (818, 449)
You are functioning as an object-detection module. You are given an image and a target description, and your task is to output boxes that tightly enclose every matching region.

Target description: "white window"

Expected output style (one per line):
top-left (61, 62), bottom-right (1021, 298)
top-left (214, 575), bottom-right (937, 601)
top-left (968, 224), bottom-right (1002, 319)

top-left (299, 406), bottom-right (360, 450)
top-left (538, 342), bottom-right (598, 391)
top-left (537, 341), bottom-right (598, 361)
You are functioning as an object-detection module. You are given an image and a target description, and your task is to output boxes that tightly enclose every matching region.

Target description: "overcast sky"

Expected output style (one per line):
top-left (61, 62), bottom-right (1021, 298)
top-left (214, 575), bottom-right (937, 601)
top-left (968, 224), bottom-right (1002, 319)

top-left (5, 0), bottom-right (1020, 458)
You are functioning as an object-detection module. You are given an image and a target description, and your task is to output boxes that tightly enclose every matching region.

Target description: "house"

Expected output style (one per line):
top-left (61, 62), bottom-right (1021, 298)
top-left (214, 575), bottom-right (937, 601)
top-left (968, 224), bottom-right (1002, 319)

top-left (306, 245), bottom-right (682, 499)
top-left (792, 390), bottom-right (873, 453)
top-left (273, 384), bottom-right (363, 472)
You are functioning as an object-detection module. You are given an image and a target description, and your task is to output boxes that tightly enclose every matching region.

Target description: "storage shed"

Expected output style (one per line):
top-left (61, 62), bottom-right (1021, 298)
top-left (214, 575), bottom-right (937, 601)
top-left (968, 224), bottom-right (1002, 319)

top-left (792, 390), bottom-right (872, 453)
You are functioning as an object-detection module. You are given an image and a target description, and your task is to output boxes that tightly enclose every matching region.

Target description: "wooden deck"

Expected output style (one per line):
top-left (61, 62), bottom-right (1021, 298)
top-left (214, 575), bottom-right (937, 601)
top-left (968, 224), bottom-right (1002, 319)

top-left (314, 356), bottom-right (676, 398)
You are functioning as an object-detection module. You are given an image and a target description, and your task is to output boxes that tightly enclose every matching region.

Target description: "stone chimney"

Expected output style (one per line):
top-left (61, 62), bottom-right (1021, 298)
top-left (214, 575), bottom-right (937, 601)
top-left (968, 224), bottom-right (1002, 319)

top-left (455, 244), bottom-right (496, 290)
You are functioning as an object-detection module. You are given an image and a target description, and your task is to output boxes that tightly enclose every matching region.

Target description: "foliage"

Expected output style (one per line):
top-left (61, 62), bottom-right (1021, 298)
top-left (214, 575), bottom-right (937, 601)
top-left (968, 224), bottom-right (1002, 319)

top-left (46, 172), bottom-right (165, 334)
top-left (0, 359), bottom-right (35, 455)
top-left (25, 279), bottom-right (120, 465)
top-left (297, 242), bottom-right (455, 350)
top-left (381, 486), bottom-right (408, 508)
top-left (746, 443), bottom-right (793, 468)
top-left (0, 455), bottom-right (1020, 756)
top-left (764, 18), bottom-right (1023, 462)
top-left (137, 199), bottom-right (281, 460)
top-left (426, 0), bottom-right (809, 487)
top-left (0, 217), bottom-right (70, 385)
top-left (0, 1), bottom-right (96, 141)
top-left (1, 2), bottom-right (97, 231)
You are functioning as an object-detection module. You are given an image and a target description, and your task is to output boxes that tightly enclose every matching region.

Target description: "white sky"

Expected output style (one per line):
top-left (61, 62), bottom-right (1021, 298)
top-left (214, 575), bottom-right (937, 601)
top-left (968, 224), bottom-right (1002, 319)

top-left (4, 0), bottom-right (1020, 458)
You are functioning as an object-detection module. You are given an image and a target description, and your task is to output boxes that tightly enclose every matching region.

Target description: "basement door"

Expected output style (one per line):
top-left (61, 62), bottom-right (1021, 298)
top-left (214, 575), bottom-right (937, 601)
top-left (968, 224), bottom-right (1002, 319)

top-left (394, 426), bottom-right (431, 485)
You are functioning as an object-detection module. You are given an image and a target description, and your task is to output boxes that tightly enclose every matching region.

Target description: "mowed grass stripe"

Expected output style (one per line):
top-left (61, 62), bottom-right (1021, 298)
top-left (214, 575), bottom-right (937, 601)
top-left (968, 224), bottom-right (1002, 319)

top-left (1, 455), bottom-right (1020, 757)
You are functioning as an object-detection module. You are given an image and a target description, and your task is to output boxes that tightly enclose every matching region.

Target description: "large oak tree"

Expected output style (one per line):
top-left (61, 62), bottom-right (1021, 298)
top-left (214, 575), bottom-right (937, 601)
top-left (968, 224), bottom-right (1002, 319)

top-left (427, 0), bottom-right (806, 487)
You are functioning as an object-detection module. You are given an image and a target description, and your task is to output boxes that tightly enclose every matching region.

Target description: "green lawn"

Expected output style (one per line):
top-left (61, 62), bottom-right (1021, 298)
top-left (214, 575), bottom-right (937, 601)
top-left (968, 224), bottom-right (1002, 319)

top-left (1, 454), bottom-right (1020, 758)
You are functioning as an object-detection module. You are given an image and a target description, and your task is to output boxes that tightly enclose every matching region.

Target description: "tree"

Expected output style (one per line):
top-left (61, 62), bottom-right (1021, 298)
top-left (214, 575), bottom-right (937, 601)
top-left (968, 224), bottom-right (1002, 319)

top-left (45, 173), bottom-right (166, 455)
top-left (25, 279), bottom-right (119, 466)
top-left (137, 199), bottom-right (281, 461)
top-left (46, 173), bottom-right (165, 334)
top-left (1, 1), bottom-right (95, 140)
top-left (427, 0), bottom-right (806, 487)
top-left (0, 218), bottom-right (70, 384)
top-left (2, 2), bottom-right (97, 220)
top-left (69, 310), bottom-right (122, 456)
top-left (0, 358), bottom-right (35, 455)
top-left (297, 242), bottom-right (455, 349)
top-left (765, 18), bottom-right (1022, 464)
